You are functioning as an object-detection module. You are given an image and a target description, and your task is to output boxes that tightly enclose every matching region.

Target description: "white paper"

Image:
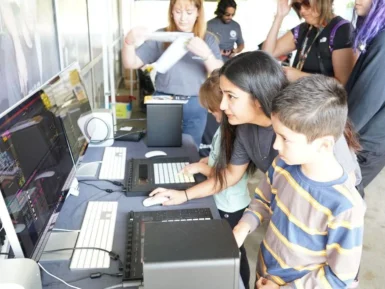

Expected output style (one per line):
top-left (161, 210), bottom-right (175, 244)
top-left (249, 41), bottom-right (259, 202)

top-left (148, 32), bottom-right (193, 42)
top-left (154, 36), bottom-right (191, 74)
top-left (119, 126), bottom-right (133, 131)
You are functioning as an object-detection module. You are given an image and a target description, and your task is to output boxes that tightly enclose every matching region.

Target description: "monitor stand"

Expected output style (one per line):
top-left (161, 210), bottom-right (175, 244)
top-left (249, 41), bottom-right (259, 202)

top-left (75, 161), bottom-right (101, 179)
top-left (39, 231), bottom-right (79, 261)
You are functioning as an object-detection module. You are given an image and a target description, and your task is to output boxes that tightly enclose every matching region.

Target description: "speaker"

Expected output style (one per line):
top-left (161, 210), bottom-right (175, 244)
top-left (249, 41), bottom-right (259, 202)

top-left (77, 109), bottom-right (114, 147)
top-left (147, 104), bottom-right (182, 147)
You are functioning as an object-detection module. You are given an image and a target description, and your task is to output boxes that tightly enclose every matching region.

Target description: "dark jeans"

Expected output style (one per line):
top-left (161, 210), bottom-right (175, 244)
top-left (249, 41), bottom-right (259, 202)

top-left (357, 150), bottom-right (385, 188)
top-left (154, 91), bottom-right (207, 148)
top-left (218, 207), bottom-right (250, 289)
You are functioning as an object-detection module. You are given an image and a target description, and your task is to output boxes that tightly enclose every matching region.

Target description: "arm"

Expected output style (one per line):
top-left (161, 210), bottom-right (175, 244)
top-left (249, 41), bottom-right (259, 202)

top-left (122, 27), bottom-right (150, 69)
top-left (233, 170), bottom-right (274, 247)
top-left (280, 206), bottom-right (365, 289)
top-left (233, 24), bottom-right (245, 55)
top-left (186, 36), bottom-right (223, 74)
top-left (149, 162), bottom-right (248, 206)
top-left (182, 162), bottom-right (213, 178)
top-left (230, 43), bottom-right (244, 58)
top-left (261, 0), bottom-right (295, 58)
top-left (332, 48), bottom-right (355, 85)
top-left (199, 156), bottom-right (209, 164)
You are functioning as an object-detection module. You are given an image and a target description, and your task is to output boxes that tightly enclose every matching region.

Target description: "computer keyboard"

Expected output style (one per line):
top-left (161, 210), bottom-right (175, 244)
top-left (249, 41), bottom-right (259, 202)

top-left (70, 201), bottom-right (118, 269)
top-left (99, 147), bottom-right (126, 180)
top-left (123, 208), bottom-right (213, 283)
top-left (154, 162), bottom-right (195, 184)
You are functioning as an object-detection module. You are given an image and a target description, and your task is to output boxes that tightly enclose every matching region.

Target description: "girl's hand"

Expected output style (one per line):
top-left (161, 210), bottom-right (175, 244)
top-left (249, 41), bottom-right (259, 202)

top-left (186, 37), bottom-right (212, 59)
top-left (124, 26), bottom-right (151, 46)
top-left (277, 0), bottom-right (291, 18)
top-left (283, 66), bottom-right (309, 82)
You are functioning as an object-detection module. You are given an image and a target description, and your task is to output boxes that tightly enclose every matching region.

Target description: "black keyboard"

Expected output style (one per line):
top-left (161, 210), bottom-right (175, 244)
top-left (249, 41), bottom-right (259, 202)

top-left (123, 208), bottom-right (213, 284)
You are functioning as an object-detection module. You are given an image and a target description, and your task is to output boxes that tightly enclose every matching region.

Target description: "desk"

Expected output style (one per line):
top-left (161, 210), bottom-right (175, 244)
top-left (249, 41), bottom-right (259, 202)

top-left (40, 134), bottom-right (224, 289)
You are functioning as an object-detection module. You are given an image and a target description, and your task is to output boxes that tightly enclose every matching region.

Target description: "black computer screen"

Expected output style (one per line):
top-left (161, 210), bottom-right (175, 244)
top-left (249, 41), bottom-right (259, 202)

top-left (0, 88), bottom-right (74, 258)
top-left (42, 63), bottom-right (92, 165)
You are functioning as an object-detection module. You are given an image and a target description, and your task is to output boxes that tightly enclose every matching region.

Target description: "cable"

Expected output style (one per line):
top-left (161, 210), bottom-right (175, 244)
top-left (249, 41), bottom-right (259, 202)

top-left (38, 262), bottom-right (82, 289)
top-left (84, 117), bottom-right (110, 144)
top-left (0, 252), bottom-right (10, 256)
top-left (43, 272), bottom-right (123, 287)
top-left (79, 179), bottom-right (124, 187)
top-left (43, 247), bottom-right (123, 270)
top-left (89, 130), bottom-right (146, 144)
top-left (78, 180), bottom-right (126, 193)
top-left (104, 284), bottom-right (123, 289)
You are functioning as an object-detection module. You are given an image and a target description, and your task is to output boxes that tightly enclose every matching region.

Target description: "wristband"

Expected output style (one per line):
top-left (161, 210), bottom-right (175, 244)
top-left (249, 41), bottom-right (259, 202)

top-left (184, 190), bottom-right (189, 202)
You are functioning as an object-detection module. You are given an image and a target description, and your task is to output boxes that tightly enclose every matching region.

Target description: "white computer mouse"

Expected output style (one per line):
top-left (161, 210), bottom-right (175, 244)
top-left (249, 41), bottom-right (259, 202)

top-left (143, 196), bottom-right (169, 207)
top-left (145, 150), bottom-right (167, 158)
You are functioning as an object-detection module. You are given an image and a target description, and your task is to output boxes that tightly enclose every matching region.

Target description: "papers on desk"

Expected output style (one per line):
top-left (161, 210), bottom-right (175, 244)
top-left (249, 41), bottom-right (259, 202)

top-left (144, 95), bottom-right (189, 104)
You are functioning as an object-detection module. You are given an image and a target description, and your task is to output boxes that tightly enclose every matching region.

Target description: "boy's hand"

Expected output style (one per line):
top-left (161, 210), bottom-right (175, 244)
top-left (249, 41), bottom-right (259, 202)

top-left (233, 222), bottom-right (251, 247)
top-left (256, 277), bottom-right (279, 289)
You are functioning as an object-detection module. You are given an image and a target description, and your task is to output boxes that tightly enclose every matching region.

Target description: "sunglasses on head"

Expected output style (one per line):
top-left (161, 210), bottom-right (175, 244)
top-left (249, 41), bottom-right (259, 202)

top-left (292, 0), bottom-right (311, 11)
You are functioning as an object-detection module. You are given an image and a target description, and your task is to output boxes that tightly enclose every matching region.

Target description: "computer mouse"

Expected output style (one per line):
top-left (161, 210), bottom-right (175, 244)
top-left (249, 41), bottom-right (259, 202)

top-left (143, 196), bottom-right (169, 207)
top-left (145, 150), bottom-right (167, 158)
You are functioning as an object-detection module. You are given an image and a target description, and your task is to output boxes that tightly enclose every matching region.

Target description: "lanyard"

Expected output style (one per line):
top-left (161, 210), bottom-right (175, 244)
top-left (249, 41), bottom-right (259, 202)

top-left (296, 26), bottom-right (322, 71)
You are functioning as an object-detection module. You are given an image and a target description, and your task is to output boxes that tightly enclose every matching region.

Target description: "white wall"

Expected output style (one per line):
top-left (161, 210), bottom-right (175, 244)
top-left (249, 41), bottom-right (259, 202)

top-left (121, 0), bottom-right (354, 52)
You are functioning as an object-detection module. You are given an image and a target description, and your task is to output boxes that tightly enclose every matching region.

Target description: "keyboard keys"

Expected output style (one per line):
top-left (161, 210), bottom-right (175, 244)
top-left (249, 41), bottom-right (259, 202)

top-left (70, 201), bottom-right (118, 270)
top-left (99, 147), bottom-right (126, 180)
top-left (153, 162), bottom-right (195, 185)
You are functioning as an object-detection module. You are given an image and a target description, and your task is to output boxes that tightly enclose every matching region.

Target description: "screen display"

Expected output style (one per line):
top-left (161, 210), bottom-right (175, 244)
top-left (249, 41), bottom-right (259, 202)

top-left (0, 63), bottom-right (92, 258)
top-left (0, 91), bottom-right (73, 258)
top-left (42, 63), bottom-right (92, 164)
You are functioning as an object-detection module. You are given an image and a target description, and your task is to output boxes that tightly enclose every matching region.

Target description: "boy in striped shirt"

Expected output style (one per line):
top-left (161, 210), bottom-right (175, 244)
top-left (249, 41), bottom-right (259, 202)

top-left (233, 75), bottom-right (366, 289)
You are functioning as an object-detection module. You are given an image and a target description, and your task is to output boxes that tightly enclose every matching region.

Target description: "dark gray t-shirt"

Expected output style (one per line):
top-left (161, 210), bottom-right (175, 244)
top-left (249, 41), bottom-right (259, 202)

top-left (136, 31), bottom-right (221, 96)
top-left (230, 124), bottom-right (362, 184)
top-left (207, 18), bottom-right (244, 61)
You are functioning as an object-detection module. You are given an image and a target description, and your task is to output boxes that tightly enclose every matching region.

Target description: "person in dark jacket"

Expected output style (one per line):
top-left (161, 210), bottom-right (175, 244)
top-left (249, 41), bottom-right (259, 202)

top-left (346, 0), bottom-right (385, 191)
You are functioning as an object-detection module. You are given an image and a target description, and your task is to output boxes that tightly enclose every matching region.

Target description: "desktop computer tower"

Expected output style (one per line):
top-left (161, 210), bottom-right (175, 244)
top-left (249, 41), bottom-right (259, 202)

top-left (146, 104), bottom-right (182, 147)
top-left (143, 219), bottom-right (240, 289)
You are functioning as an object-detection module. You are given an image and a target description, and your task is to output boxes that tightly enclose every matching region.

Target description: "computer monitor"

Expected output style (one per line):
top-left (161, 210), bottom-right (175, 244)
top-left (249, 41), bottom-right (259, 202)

top-left (42, 63), bottom-right (92, 165)
top-left (0, 72), bottom-right (77, 259)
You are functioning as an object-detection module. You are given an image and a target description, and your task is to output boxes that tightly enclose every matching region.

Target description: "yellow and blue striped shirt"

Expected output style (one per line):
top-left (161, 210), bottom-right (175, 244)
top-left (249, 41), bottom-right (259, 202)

top-left (241, 157), bottom-right (366, 288)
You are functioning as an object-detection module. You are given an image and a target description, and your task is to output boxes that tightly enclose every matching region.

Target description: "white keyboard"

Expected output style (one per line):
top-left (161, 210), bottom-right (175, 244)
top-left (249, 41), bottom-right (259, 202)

top-left (70, 201), bottom-right (118, 269)
top-left (154, 162), bottom-right (195, 184)
top-left (99, 147), bottom-right (126, 180)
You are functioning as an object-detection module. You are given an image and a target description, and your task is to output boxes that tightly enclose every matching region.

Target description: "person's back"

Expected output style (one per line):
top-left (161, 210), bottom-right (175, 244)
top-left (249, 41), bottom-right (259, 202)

top-left (233, 75), bottom-right (365, 288)
top-left (346, 0), bottom-right (385, 189)
top-left (183, 70), bottom-right (251, 288)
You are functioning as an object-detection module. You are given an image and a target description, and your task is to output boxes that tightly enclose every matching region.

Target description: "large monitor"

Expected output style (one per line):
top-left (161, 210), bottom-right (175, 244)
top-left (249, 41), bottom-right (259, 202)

top-left (42, 63), bottom-right (92, 165)
top-left (0, 63), bottom-right (92, 259)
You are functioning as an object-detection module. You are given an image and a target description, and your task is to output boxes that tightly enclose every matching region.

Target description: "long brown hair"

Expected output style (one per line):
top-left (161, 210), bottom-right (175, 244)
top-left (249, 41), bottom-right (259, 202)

top-left (164, 0), bottom-right (206, 49)
top-left (293, 0), bottom-right (334, 26)
top-left (344, 119), bottom-right (361, 153)
top-left (198, 69), bottom-right (221, 112)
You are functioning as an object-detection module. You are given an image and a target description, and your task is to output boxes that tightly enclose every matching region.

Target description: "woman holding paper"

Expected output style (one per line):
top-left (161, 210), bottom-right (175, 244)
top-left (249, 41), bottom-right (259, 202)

top-left (123, 0), bottom-right (223, 147)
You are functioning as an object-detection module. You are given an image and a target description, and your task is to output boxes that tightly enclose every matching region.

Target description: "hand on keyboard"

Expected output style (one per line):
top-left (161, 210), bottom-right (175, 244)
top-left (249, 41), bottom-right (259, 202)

top-left (182, 162), bottom-right (212, 178)
top-left (149, 187), bottom-right (187, 206)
